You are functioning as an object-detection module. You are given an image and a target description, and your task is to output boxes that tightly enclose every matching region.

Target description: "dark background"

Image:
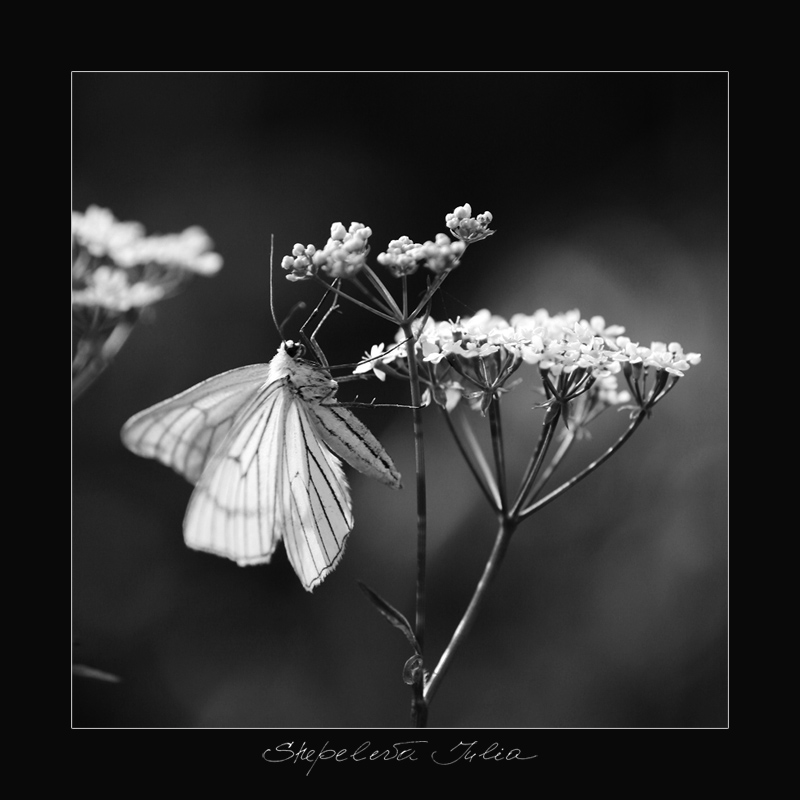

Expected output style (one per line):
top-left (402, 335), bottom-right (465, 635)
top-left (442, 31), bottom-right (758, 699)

top-left (72, 72), bottom-right (727, 729)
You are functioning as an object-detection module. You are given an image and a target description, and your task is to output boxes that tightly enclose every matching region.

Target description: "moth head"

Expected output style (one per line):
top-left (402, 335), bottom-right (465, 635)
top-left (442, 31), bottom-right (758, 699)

top-left (283, 340), bottom-right (306, 360)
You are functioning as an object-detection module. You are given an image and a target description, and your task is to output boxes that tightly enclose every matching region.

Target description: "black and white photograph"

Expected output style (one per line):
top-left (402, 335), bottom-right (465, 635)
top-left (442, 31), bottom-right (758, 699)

top-left (72, 72), bottom-right (728, 737)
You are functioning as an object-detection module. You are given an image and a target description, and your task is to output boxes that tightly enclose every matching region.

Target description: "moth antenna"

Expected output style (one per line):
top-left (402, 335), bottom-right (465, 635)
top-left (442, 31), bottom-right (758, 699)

top-left (268, 234), bottom-right (286, 344)
top-left (280, 302), bottom-right (309, 337)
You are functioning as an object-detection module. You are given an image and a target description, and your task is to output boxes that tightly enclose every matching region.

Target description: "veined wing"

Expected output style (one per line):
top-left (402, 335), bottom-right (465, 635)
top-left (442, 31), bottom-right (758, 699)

top-left (281, 397), bottom-right (353, 590)
top-left (182, 378), bottom-right (353, 590)
top-left (278, 349), bottom-right (401, 490)
top-left (183, 378), bottom-right (287, 567)
top-left (122, 343), bottom-right (398, 590)
top-left (120, 365), bottom-right (271, 484)
top-left (309, 403), bottom-right (402, 489)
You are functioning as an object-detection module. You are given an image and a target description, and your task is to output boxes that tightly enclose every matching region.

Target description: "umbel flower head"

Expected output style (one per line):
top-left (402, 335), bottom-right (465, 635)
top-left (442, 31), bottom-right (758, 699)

top-left (444, 203), bottom-right (495, 244)
top-left (72, 205), bottom-right (223, 400)
top-left (377, 233), bottom-right (466, 278)
top-left (375, 205), bottom-right (492, 279)
top-left (356, 308), bottom-right (700, 420)
top-left (281, 222), bottom-right (373, 282)
top-left (72, 205), bottom-right (223, 312)
top-left (281, 205), bottom-right (493, 285)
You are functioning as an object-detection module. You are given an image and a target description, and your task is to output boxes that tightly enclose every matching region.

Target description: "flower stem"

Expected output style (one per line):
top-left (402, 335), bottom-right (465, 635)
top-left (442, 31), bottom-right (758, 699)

top-left (439, 407), bottom-right (500, 512)
top-left (511, 413), bottom-right (560, 518)
top-left (488, 398), bottom-right (508, 513)
top-left (517, 410), bottom-right (648, 522)
top-left (311, 275), bottom-right (398, 323)
top-left (528, 428), bottom-right (576, 502)
top-left (423, 517), bottom-right (516, 706)
top-left (362, 265), bottom-right (404, 321)
top-left (407, 270), bottom-right (452, 322)
top-left (72, 312), bottom-right (137, 402)
top-left (401, 320), bottom-right (428, 728)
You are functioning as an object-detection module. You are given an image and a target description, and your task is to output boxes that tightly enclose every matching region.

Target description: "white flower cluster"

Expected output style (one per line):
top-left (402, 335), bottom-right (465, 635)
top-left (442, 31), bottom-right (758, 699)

top-left (282, 222), bottom-right (373, 281)
top-left (282, 205), bottom-right (492, 282)
top-left (377, 233), bottom-right (466, 277)
top-left (355, 308), bottom-right (700, 411)
top-left (72, 206), bottom-right (223, 312)
top-left (405, 308), bottom-right (699, 378)
top-left (72, 206), bottom-right (223, 276)
top-left (72, 266), bottom-right (167, 311)
top-left (444, 204), bottom-right (494, 243)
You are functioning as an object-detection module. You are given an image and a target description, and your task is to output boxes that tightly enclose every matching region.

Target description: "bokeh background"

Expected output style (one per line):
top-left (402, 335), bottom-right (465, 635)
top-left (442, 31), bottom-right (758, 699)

top-left (72, 72), bottom-right (727, 729)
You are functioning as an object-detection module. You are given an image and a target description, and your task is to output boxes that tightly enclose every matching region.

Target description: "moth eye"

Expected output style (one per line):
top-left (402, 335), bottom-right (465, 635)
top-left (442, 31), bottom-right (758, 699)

top-left (285, 340), bottom-right (305, 359)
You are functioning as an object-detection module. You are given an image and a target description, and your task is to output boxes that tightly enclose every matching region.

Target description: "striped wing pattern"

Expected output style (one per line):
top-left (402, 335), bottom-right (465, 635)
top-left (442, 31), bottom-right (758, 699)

top-left (120, 365), bottom-right (271, 484)
top-left (183, 377), bottom-right (352, 590)
top-left (121, 344), bottom-right (400, 591)
top-left (310, 403), bottom-right (402, 489)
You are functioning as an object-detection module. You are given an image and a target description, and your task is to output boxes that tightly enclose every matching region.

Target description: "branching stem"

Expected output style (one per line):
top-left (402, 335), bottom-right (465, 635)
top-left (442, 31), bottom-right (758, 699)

top-left (424, 517), bottom-right (516, 705)
top-left (517, 409), bottom-right (647, 522)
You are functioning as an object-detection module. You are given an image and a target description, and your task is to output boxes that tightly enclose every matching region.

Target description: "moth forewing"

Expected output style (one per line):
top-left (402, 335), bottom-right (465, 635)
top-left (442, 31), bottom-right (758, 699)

top-left (310, 403), bottom-right (402, 489)
top-left (284, 350), bottom-right (402, 489)
top-left (120, 364), bottom-right (271, 484)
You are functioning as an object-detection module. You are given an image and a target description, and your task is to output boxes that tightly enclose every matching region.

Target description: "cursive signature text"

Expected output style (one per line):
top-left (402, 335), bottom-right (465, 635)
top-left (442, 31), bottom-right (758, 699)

top-left (262, 740), bottom-right (536, 774)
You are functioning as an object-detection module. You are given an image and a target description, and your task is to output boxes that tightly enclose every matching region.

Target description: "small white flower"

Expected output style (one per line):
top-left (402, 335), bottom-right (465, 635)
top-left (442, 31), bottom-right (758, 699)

top-left (444, 203), bottom-right (494, 243)
top-left (354, 344), bottom-right (389, 381)
top-left (72, 266), bottom-right (166, 311)
top-left (72, 205), bottom-right (222, 312)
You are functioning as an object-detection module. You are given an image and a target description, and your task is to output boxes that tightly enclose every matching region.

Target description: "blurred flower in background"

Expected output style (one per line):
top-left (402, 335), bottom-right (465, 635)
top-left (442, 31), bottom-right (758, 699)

top-left (72, 205), bottom-right (222, 400)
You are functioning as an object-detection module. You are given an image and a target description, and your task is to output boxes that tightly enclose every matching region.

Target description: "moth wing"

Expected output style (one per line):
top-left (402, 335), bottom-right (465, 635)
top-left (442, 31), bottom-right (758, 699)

top-left (280, 398), bottom-right (354, 590)
top-left (183, 379), bottom-right (287, 566)
top-left (182, 379), bottom-right (353, 590)
top-left (121, 364), bottom-right (271, 484)
top-left (310, 404), bottom-right (402, 489)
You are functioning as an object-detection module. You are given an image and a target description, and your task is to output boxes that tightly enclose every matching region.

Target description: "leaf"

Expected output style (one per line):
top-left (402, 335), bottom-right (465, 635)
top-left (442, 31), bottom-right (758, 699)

top-left (403, 654), bottom-right (424, 686)
top-left (358, 581), bottom-right (420, 654)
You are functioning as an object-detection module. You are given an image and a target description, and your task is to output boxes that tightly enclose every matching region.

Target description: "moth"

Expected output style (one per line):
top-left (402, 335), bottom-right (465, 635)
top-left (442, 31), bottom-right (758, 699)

top-left (121, 330), bottom-right (401, 591)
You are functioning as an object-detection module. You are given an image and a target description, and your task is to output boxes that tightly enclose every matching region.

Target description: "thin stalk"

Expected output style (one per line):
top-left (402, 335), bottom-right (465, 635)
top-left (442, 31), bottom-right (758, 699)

top-left (439, 407), bottom-right (501, 513)
top-left (311, 275), bottom-right (398, 323)
top-left (362, 265), bottom-right (404, 321)
top-left (401, 319), bottom-right (428, 728)
top-left (649, 375), bottom-right (681, 406)
top-left (72, 315), bottom-right (137, 402)
top-left (459, 413), bottom-right (502, 510)
top-left (510, 413), bottom-right (560, 518)
top-left (349, 272), bottom-right (398, 318)
top-left (424, 517), bottom-right (516, 705)
top-left (515, 409), bottom-right (553, 502)
top-left (528, 428), bottom-right (576, 501)
top-left (487, 398), bottom-right (508, 513)
top-left (407, 269), bottom-right (453, 322)
top-left (517, 409), bottom-right (648, 522)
